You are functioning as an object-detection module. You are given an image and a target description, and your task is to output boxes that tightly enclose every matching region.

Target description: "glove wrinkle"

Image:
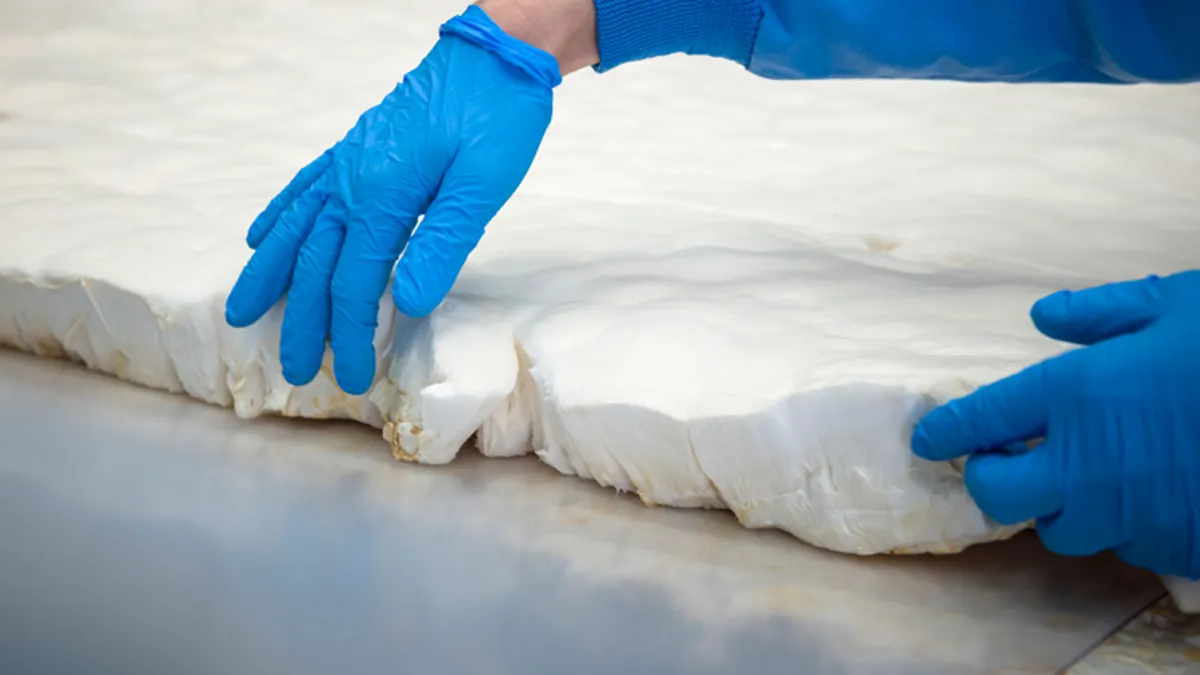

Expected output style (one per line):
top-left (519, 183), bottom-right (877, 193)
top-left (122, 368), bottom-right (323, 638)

top-left (225, 5), bottom-right (554, 394)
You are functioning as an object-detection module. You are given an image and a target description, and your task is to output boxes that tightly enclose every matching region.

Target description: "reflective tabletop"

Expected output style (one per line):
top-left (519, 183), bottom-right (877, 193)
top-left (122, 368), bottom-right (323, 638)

top-left (0, 351), bottom-right (1165, 674)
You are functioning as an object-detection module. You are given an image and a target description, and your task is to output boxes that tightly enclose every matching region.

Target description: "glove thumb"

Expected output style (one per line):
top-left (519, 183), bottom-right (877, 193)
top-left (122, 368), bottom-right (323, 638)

top-left (1030, 275), bottom-right (1164, 346)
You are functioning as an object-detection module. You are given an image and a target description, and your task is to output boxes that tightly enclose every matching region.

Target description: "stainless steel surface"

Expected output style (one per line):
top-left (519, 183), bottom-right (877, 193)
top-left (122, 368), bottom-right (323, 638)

top-left (1161, 577), bottom-right (1200, 614)
top-left (0, 350), bottom-right (1167, 674)
top-left (1068, 598), bottom-right (1200, 675)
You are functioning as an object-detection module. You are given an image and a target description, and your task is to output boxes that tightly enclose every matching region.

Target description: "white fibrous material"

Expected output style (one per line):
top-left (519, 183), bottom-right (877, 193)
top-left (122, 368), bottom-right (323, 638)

top-left (3, 0), bottom-right (1199, 556)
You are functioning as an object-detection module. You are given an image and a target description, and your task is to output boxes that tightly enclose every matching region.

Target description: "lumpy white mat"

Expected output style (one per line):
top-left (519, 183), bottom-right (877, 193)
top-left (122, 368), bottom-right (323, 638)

top-left (2, 0), bottom-right (1199, 556)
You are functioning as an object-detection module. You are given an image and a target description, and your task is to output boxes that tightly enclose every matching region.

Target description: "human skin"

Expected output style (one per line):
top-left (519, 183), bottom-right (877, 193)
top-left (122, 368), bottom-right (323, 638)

top-left (477, 0), bottom-right (600, 74)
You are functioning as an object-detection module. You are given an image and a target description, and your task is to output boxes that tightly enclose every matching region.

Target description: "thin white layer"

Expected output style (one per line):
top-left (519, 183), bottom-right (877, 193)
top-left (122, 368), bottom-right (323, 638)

top-left (2, 0), bottom-right (1199, 556)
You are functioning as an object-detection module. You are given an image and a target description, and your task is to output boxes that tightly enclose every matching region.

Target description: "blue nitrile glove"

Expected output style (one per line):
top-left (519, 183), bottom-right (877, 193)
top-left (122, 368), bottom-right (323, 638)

top-left (912, 271), bottom-right (1200, 579)
top-left (224, 6), bottom-right (560, 395)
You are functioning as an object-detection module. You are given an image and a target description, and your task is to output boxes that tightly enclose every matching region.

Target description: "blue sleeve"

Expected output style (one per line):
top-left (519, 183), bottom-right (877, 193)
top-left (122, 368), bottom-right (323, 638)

top-left (593, 0), bottom-right (1200, 84)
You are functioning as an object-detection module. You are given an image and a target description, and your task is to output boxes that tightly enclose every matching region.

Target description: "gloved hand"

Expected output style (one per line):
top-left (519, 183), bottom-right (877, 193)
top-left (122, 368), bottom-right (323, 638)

top-left (912, 271), bottom-right (1200, 579)
top-left (224, 5), bottom-right (560, 395)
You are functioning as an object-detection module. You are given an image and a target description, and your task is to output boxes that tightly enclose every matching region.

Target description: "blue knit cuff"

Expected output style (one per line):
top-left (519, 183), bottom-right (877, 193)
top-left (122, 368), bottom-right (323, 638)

top-left (593, 0), bottom-right (763, 72)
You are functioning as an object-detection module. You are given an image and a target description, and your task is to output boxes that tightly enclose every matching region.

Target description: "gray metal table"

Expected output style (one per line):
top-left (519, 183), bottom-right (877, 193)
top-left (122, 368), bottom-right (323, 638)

top-left (0, 350), bottom-right (1178, 674)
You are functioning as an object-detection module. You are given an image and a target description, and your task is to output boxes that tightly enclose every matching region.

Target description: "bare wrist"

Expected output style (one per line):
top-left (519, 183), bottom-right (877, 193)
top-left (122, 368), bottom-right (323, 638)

top-left (476, 0), bottom-right (600, 75)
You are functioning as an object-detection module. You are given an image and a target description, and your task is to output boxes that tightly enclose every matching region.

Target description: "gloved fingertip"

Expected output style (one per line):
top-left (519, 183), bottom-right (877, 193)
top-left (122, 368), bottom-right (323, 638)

top-left (246, 199), bottom-right (287, 250)
top-left (245, 215), bottom-right (272, 250)
top-left (1031, 276), bottom-right (1166, 345)
top-left (336, 374), bottom-right (370, 397)
top-left (247, 151), bottom-right (335, 249)
top-left (909, 423), bottom-right (939, 461)
top-left (965, 453), bottom-right (1026, 525)
top-left (281, 367), bottom-right (312, 388)
top-left (965, 450), bottom-right (1061, 527)
top-left (1029, 290), bottom-right (1071, 335)
top-left (224, 291), bottom-right (257, 328)
top-left (392, 277), bottom-right (439, 318)
top-left (1035, 514), bottom-right (1109, 558)
top-left (280, 348), bottom-right (322, 389)
top-left (279, 316), bottom-right (328, 387)
top-left (224, 265), bottom-right (282, 328)
top-left (910, 408), bottom-right (967, 462)
top-left (333, 351), bottom-right (374, 397)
